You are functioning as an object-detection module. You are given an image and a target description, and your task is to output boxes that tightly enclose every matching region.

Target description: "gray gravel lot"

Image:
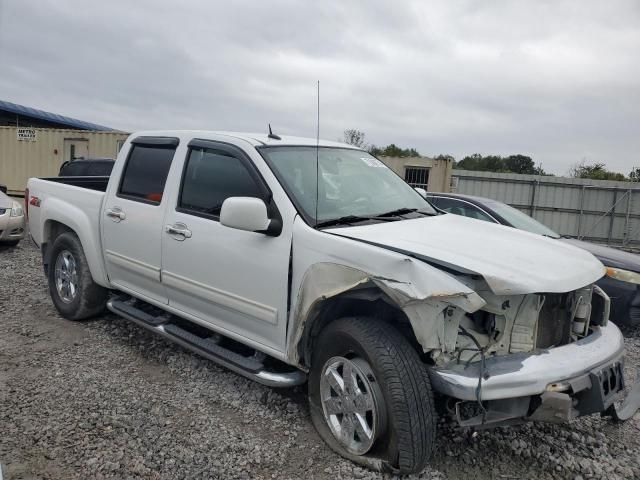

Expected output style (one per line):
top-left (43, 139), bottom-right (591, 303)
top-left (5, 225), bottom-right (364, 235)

top-left (1, 241), bottom-right (639, 480)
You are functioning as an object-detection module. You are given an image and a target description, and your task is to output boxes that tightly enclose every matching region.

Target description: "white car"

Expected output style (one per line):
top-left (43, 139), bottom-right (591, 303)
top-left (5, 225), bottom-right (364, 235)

top-left (0, 190), bottom-right (25, 246)
top-left (25, 131), bottom-right (637, 474)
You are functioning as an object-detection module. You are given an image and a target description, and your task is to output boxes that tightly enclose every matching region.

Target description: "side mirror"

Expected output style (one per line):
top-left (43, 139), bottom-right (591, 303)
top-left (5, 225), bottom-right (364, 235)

top-left (220, 197), bottom-right (281, 236)
top-left (414, 187), bottom-right (427, 198)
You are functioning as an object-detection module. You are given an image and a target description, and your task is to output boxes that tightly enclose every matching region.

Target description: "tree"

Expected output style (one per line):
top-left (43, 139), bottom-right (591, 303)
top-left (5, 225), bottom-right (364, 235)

top-left (342, 129), bottom-right (366, 148)
top-left (533, 164), bottom-right (551, 176)
top-left (368, 143), bottom-right (421, 158)
top-left (504, 154), bottom-right (535, 174)
top-left (629, 167), bottom-right (640, 182)
top-left (456, 154), bottom-right (505, 172)
top-left (455, 153), bottom-right (551, 175)
top-left (569, 161), bottom-right (627, 181)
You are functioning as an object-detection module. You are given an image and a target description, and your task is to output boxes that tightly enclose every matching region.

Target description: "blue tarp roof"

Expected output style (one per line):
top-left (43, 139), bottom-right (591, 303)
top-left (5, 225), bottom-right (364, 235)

top-left (0, 99), bottom-right (115, 131)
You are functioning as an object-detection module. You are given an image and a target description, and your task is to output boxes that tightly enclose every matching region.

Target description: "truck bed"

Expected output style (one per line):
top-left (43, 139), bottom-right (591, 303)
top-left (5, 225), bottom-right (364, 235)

top-left (26, 176), bottom-right (109, 287)
top-left (37, 176), bottom-right (110, 192)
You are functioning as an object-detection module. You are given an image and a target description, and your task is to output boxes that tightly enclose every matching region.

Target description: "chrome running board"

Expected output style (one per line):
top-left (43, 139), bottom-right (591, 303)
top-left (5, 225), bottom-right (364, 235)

top-left (106, 298), bottom-right (306, 388)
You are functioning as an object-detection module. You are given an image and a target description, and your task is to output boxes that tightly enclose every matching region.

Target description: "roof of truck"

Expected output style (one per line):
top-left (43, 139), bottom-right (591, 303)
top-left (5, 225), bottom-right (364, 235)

top-left (130, 130), bottom-right (361, 149)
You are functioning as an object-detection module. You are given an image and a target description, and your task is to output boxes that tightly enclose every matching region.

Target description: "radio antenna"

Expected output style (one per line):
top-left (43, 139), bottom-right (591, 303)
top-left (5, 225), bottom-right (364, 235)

top-left (314, 80), bottom-right (320, 226)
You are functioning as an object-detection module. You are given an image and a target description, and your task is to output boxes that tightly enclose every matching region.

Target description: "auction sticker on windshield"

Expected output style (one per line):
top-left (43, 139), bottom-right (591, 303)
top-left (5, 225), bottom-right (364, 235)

top-left (360, 157), bottom-right (386, 167)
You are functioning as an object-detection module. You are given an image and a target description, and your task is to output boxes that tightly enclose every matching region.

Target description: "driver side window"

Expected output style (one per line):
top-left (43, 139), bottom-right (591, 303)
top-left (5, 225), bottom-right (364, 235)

top-left (178, 147), bottom-right (263, 219)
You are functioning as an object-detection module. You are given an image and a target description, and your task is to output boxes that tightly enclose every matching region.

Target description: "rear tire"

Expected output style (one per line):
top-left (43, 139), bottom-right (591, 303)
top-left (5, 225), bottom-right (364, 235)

top-left (308, 316), bottom-right (437, 474)
top-left (0, 240), bottom-right (20, 247)
top-left (48, 232), bottom-right (107, 320)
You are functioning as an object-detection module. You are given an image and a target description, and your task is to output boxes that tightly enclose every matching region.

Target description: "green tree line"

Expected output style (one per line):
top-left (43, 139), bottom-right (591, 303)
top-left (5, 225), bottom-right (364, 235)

top-left (342, 129), bottom-right (638, 181)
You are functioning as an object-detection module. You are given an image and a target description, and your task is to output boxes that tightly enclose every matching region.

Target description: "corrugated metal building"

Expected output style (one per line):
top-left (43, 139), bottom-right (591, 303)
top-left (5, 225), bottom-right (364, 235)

top-left (451, 169), bottom-right (640, 246)
top-left (0, 100), bottom-right (129, 194)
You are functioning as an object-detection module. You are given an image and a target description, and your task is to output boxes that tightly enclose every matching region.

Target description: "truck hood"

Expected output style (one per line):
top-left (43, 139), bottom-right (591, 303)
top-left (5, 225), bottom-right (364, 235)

top-left (326, 213), bottom-right (606, 295)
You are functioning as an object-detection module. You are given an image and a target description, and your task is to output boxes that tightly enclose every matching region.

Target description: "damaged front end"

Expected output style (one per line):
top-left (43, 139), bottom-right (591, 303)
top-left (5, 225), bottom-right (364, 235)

top-left (291, 266), bottom-right (638, 428)
top-left (428, 283), bottom-right (640, 427)
top-left (290, 218), bottom-right (640, 429)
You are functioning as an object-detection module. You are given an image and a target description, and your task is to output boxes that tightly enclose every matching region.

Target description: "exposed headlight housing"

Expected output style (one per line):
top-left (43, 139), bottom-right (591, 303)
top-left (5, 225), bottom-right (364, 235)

top-left (10, 201), bottom-right (24, 217)
top-left (606, 266), bottom-right (640, 285)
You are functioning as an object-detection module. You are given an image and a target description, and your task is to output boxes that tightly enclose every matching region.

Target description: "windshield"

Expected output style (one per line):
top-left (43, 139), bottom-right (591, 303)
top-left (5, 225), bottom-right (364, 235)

top-left (260, 147), bottom-right (435, 225)
top-left (484, 199), bottom-right (560, 238)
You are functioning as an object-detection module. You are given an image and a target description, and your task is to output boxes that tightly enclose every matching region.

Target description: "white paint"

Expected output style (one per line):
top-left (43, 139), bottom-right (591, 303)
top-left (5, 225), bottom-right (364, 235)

top-left (327, 212), bottom-right (606, 295)
top-left (220, 197), bottom-right (270, 232)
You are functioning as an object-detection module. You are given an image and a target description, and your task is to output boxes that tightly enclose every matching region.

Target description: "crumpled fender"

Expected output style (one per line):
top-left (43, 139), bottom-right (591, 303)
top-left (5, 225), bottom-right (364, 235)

top-left (287, 218), bottom-right (486, 365)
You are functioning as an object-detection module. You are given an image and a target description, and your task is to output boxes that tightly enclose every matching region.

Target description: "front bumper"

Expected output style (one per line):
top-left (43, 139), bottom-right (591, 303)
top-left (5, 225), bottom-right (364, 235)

top-left (429, 322), bottom-right (625, 402)
top-left (0, 213), bottom-right (26, 242)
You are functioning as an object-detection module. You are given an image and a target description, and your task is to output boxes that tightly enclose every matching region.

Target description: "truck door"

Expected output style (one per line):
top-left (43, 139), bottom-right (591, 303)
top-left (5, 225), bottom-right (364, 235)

top-left (161, 139), bottom-right (291, 353)
top-left (101, 137), bottom-right (179, 304)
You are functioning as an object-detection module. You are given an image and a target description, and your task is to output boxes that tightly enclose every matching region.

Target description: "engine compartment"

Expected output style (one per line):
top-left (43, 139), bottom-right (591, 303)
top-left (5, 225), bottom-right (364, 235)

top-left (431, 283), bottom-right (609, 367)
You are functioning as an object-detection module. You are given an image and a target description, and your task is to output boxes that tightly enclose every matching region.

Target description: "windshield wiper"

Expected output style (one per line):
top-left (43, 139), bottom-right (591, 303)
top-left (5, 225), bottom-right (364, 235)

top-left (374, 207), bottom-right (435, 218)
top-left (315, 215), bottom-right (375, 228)
top-left (315, 208), bottom-right (432, 229)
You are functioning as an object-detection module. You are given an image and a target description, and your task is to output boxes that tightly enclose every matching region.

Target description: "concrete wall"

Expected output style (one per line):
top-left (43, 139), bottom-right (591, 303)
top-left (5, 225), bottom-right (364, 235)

top-left (0, 126), bottom-right (129, 194)
top-left (452, 169), bottom-right (640, 246)
top-left (379, 156), bottom-right (453, 192)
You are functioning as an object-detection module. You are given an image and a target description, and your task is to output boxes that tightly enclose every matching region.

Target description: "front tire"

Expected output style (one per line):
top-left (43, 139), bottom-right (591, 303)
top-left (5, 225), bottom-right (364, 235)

top-left (48, 232), bottom-right (107, 320)
top-left (308, 317), bottom-right (437, 474)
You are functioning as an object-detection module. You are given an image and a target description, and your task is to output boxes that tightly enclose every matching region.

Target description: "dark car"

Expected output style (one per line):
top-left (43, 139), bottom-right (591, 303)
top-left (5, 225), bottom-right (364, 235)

top-left (58, 157), bottom-right (115, 176)
top-left (427, 192), bottom-right (640, 327)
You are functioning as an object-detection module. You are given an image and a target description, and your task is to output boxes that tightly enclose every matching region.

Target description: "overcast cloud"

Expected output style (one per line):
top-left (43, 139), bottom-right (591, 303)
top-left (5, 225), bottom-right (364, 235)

top-left (1, 0), bottom-right (639, 174)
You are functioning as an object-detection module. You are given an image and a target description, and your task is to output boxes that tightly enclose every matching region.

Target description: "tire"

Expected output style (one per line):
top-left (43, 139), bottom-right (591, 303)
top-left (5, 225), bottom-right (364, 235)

top-left (48, 232), bottom-right (107, 321)
top-left (308, 316), bottom-right (437, 474)
top-left (0, 240), bottom-right (20, 247)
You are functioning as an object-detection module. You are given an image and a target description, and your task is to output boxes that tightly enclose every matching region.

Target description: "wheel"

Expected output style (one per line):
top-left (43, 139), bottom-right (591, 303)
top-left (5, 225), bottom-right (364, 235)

top-left (0, 240), bottom-right (20, 247)
top-left (48, 232), bottom-right (107, 320)
top-left (308, 316), bottom-right (437, 474)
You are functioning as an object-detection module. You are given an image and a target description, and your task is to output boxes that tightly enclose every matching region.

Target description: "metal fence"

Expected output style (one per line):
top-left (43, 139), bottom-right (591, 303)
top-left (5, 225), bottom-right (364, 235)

top-left (449, 170), bottom-right (640, 247)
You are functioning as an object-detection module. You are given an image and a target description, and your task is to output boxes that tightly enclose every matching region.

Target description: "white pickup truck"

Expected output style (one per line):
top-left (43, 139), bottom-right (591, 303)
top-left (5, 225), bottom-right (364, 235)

top-left (27, 131), bottom-right (638, 473)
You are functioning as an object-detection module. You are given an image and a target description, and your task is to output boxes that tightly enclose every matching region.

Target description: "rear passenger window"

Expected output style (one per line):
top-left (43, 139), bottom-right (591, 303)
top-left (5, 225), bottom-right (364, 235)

top-left (119, 145), bottom-right (176, 204)
top-left (179, 148), bottom-right (263, 217)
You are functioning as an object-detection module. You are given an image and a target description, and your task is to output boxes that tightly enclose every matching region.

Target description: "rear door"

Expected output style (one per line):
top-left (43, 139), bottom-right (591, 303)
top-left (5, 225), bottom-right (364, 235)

top-left (101, 137), bottom-right (179, 303)
top-left (160, 139), bottom-right (292, 352)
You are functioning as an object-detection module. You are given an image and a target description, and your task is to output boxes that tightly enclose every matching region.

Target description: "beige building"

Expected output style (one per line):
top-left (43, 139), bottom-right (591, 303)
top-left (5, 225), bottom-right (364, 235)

top-left (0, 126), bottom-right (129, 194)
top-left (379, 155), bottom-right (453, 193)
top-left (0, 100), bottom-right (130, 194)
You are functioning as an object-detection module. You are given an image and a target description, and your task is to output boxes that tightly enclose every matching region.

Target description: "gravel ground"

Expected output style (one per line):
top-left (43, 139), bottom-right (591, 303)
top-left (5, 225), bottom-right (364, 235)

top-left (1, 241), bottom-right (639, 480)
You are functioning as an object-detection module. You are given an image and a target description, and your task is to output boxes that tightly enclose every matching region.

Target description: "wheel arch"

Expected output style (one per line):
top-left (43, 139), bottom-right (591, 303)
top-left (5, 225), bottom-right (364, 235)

top-left (288, 263), bottom-right (428, 369)
top-left (41, 216), bottom-right (109, 287)
top-left (296, 288), bottom-right (417, 369)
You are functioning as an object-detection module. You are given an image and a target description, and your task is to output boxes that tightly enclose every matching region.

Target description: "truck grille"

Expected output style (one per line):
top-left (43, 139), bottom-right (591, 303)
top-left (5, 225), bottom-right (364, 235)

top-left (536, 292), bottom-right (572, 348)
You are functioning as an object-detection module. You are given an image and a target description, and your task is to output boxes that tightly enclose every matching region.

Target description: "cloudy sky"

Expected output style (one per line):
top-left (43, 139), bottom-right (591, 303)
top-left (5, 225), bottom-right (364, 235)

top-left (1, 1), bottom-right (638, 174)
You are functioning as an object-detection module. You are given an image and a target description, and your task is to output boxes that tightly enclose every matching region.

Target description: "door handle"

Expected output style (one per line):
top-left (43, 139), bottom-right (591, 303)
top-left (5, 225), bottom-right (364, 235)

top-left (105, 207), bottom-right (126, 221)
top-left (165, 223), bottom-right (192, 240)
